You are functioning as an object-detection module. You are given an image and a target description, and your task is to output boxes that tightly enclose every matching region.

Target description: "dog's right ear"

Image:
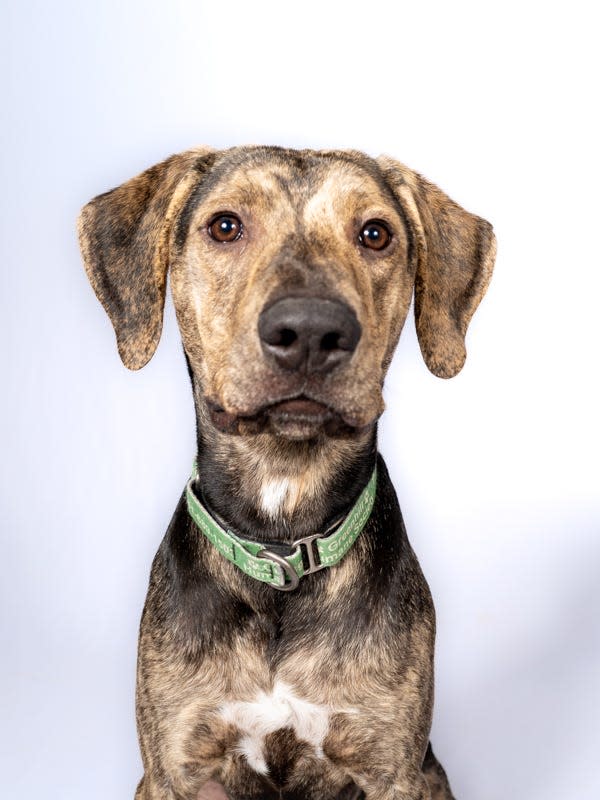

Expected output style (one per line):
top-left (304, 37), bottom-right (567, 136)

top-left (78, 147), bottom-right (216, 370)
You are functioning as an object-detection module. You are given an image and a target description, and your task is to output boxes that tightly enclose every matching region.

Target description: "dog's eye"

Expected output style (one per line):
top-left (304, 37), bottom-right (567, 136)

top-left (208, 214), bottom-right (243, 243)
top-left (359, 220), bottom-right (391, 251)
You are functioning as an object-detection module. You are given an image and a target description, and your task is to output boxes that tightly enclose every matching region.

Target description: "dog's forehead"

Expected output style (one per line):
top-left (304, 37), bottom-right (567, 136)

top-left (194, 148), bottom-right (395, 217)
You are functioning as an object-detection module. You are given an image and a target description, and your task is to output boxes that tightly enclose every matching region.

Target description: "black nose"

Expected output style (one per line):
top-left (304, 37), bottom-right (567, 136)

top-left (258, 297), bottom-right (362, 374)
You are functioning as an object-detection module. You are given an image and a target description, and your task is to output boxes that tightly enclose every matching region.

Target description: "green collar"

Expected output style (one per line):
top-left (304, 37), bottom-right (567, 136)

top-left (186, 464), bottom-right (377, 591)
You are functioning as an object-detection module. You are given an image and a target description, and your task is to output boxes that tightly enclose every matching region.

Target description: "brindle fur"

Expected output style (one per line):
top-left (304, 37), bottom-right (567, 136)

top-left (78, 146), bottom-right (495, 800)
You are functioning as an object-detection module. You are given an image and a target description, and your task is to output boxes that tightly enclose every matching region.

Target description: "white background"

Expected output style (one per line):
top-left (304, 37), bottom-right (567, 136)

top-left (1, 2), bottom-right (599, 798)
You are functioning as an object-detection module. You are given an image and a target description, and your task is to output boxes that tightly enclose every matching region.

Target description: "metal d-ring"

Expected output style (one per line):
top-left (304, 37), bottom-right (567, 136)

top-left (257, 549), bottom-right (300, 592)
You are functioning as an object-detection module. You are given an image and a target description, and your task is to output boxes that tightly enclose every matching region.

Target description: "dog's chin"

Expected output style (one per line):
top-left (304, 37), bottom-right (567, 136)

top-left (206, 396), bottom-right (370, 440)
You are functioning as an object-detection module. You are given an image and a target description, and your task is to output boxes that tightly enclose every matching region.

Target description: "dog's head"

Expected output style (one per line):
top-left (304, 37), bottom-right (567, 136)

top-left (79, 146), bottom-right (495, 441)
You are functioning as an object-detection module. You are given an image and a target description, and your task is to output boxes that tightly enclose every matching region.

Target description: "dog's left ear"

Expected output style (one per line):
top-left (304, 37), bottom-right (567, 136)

top-left (78, 147), bottom-right (215, 370)
top-left (378, 156), bottom-right (496, 378)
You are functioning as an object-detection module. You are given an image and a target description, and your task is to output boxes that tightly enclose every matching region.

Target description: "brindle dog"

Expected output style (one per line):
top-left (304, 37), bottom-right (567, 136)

top-left (78, 146), bottom-right (495, 800)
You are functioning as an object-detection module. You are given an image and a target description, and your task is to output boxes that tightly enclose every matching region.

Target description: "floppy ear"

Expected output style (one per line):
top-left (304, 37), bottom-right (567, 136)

top-left (378, 156), bottom-right (496, 378)
top-left (78, 147), bottom-right (215, 370)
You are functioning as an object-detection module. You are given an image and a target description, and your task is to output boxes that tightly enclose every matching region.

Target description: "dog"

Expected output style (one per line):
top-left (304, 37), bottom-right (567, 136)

top-left (78, 145), bottom-right (495, 800)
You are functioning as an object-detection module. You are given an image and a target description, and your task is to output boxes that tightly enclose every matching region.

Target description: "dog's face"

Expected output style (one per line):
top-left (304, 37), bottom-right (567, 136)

top-left (79, 146), bottom-right (495, 442)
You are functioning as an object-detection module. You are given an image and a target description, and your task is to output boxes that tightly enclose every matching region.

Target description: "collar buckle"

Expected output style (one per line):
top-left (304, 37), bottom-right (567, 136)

top-left (292, 533), bottom-right (325, 576)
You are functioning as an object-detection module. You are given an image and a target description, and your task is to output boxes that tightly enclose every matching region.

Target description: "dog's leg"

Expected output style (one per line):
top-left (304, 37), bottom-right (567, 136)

top-left (358, 773), bottom-right (431, 800)
top-left (136, 776), bottom-right (231, 800)
top-left (366, 760), bottom-right (452, 800)
top-left (135, 775), bottom-right (178, 800)
top-left (421, 744), bottom-right (455, 800)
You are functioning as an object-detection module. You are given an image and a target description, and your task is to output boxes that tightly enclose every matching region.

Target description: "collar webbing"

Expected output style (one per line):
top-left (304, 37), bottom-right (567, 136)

top-left (185, 465), bottom-right (377, 591)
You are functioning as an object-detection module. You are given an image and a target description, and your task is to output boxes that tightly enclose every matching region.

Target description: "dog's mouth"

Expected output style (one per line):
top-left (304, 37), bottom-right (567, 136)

top-left (267, 397), bottom-right (331, 419)
top-left (206, 395), bottom-right (366, 439)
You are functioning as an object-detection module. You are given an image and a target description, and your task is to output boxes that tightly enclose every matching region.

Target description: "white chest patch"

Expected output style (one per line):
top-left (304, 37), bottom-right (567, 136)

top-left (260, 478), bottom-right (293, 517)
top-left (219, 681), bottom-right (331, 774)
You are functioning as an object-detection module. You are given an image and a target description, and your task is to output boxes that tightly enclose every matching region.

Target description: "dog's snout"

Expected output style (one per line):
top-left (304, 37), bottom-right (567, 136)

top-left (258, 297), bottom-right (361, 374)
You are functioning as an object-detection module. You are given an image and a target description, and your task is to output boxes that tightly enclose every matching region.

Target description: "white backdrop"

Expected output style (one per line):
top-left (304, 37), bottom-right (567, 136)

top-left (2, 2), bottom-right (599, 798)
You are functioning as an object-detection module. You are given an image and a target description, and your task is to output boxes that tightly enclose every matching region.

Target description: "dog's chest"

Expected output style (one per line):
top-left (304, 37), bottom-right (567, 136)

top-left (219, 680), bottom-right (333, 774)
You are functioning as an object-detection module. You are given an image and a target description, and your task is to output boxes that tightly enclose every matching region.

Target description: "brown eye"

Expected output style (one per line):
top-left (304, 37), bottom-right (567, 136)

top-left (359, 220), bottom-right (391, 251)
top-left (208, 214), bottom-right (243, 242)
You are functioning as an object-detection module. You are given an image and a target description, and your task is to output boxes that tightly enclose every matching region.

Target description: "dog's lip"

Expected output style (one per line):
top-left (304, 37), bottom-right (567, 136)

top-left (207, 394), bottom-right (367, 429)
top-left (266, 397), bottom-right (332, 419)
top-left (245, 394), bottom-right (359, 426)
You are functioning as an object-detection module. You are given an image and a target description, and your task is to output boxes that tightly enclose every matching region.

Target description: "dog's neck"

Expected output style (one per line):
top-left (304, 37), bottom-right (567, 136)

top-left (192, 396), bottom-right (377, 542)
